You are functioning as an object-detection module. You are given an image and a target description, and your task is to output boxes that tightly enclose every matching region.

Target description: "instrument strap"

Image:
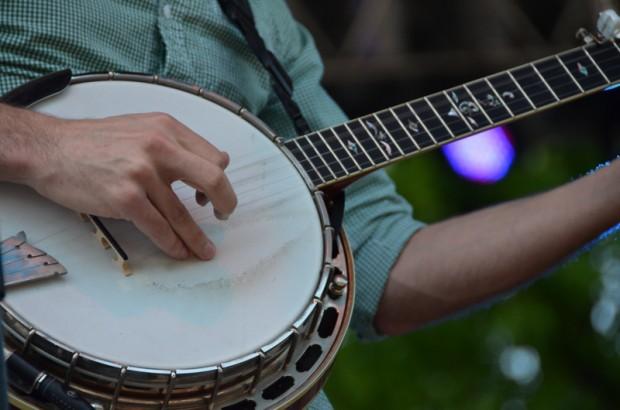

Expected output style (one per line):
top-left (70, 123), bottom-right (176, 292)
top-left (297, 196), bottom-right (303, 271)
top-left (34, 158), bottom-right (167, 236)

top-left (218, 0), bottom-right (311, 135)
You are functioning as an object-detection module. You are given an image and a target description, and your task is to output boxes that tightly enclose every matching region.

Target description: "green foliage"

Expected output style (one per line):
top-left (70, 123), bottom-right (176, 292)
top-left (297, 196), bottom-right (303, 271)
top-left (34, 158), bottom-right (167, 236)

top-left (324, 134), bottom-right (620, 409)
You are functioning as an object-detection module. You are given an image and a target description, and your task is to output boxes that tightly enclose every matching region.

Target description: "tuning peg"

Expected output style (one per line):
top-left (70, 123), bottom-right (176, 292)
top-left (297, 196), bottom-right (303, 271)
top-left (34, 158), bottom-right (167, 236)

top-left (597, 9), bottom-right (620, 40)
top-left (576, 28), bottom-right (604, 45)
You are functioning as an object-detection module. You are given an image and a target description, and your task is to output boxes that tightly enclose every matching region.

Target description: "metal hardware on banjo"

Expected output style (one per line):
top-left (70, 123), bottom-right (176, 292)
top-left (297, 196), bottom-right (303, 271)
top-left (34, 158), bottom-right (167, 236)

top-left (1, 34), bottom-right (620, 409)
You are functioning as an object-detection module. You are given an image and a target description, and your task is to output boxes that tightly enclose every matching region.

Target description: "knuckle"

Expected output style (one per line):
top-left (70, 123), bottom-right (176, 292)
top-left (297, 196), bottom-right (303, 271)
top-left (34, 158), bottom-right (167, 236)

top-left (217, 151), bottom-right (230, 168)
top-left (149, 219), bottom-right (168, 240)
top-left (205, 169), bottom-right (225, 191)
top-left (168, 203), bottom-right (190, 225)
top-left (160, 228), bottom-right (180, 252)
top-left (117, 186), bottom-right (142, 213)
top-left (142, 131), bottom-right (172, 155)
top-left (126, 160), bottom-right (152, 182)
top-left (152, 112), bottom-right (177, 127)
top-left (187, 228), bottom-right (206, 248)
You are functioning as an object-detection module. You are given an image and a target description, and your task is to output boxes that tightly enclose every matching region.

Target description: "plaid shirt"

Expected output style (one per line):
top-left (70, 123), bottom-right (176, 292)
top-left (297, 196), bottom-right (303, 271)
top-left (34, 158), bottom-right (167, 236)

top-left (0, 1), bottom-right (424, 408)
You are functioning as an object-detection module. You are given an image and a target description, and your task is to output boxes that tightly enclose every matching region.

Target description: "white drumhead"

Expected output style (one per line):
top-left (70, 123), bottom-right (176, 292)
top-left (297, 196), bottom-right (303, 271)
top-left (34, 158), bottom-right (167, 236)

top-left (0, 80), bottom-right (324, 368)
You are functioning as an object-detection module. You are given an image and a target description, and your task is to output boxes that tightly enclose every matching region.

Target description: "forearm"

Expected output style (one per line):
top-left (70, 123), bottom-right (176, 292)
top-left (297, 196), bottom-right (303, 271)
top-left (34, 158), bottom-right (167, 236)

top-left (375, 160), bottom-right (620, 335)
top-left (0, 103), bottom-right (55, 184)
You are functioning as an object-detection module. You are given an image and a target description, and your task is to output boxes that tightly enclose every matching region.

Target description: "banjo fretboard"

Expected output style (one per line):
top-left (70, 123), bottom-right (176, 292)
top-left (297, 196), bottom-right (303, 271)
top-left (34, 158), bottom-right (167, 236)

top-left (284, 39), bottom-right (620, 188)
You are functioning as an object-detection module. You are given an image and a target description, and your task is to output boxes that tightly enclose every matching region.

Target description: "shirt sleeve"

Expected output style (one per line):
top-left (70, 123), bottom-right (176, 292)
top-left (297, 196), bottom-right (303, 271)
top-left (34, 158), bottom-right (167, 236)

top-left (255, 4), bottom-right (425, 340)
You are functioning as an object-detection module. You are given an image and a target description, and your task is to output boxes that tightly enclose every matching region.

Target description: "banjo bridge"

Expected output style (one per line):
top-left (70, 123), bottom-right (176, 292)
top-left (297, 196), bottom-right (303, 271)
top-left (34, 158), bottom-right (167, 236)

top-left (80, 213), bottom-right (131, 276)
top-left (0, 231), bottom-right (68, 288)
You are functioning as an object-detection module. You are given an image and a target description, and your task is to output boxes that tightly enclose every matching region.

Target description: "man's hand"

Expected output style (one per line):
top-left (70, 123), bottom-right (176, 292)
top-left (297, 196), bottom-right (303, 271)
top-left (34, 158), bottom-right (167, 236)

top-left (0, 105), bottom-right (237, 260)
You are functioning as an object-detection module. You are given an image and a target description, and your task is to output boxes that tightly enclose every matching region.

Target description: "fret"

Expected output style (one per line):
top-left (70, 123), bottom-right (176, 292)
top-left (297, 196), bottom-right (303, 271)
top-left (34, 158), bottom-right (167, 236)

top-left (484, 78), bottom-right (514, 117)
top-left (307, 133), bottom-right (348, 177)
top-left (583, 47), bottom-right (610, 83)
top-left (361, 115), bottom-right (404, 158)
top-left (406, 104), bottom-right (437, 143)
top-left (358, 119), bottom-right (391, 160)
top-left (447, 87), bottom-right (491, 129)
top-left (463, 85), bottom-right (493, 124)
top-left (531, 64), bottom-right (560, 101)
top-left (587, 42), bottom-right (620, 82)
top-left (333, 124), bottom-right (374, 168)
top-left (488, 73), bottom-right (533, 115)
top-left (285, 139), bottom-right (323, 185)
top-left (348, 120), bottom-right (388, 163)
top-left (422, 97), bottom-right (455, 137)
top-left (556, 56), bottom-right (584, 92)
top-left (388, 108), bottom-right (421, 149)
top-left (559, 48), bottom-right (608, 90)
top-left (427, 94), bottom-right (471, 136)
top-left (508, 65), bottom-right (557, 108)
top-left (372, 114), bottom-right (406, 156)
top-left (375, 110), bottom-right (419, 153)
top-left (323, 129), bottom-right (361, 173)
top-left (305, 135), bottom-right (337, 179)
top-left (444, 91), bottom-right (474, 131)
top-left (467, 79), bottom-right (513, 122)
top-left (506, 70), bottom-right (538, 108)
top-left (295, 137), bottom-right (333, 181)
top-left (392, 105), bottom-right (435, 147)
top-left (410, 99), bottom-right (452, 142)
top-left (535, 57), bottom-right (582, 98)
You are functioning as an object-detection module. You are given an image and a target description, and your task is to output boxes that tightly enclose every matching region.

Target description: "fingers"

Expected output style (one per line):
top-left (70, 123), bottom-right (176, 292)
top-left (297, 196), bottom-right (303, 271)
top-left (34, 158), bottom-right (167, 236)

top-left (168, 120), bottom-right (231, 212)
top-left (126, 195), bottom-right (191, 260)
top-left (143, 112), bottom-right (233, 215)
top-left (148, 112), bottom-right (231, 169)
top-left (149, 183), bottom-right (216, 261)
top-left (168, 152), bottom-right (238, 219)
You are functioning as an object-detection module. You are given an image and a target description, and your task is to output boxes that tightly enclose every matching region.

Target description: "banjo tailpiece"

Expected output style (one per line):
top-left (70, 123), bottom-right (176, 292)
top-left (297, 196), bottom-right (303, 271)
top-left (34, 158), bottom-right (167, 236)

top-left (0, 232), bottom-right (67, 288)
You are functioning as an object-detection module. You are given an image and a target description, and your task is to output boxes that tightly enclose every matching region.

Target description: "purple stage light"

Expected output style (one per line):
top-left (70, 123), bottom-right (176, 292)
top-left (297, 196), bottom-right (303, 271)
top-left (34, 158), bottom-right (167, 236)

top-left (441, 127), bottom-right (515, 184)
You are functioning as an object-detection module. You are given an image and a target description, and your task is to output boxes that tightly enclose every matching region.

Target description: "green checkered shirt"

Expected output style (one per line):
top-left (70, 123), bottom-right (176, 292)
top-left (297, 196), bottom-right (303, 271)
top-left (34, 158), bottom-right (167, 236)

top-left (0, 1), bottom-right (424, 408)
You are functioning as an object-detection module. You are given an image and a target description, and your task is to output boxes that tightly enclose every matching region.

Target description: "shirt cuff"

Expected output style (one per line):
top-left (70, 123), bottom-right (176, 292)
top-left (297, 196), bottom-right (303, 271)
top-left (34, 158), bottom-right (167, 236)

top-left (350, 218), bottom-right (425, 341)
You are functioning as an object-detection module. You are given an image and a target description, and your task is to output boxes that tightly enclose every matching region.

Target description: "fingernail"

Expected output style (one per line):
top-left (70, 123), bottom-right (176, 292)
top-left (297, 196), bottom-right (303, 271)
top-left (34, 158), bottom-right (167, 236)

top-left (214, 209), bottom-right (229, 221)
top-left (200, 240), bottom-right (216, 260)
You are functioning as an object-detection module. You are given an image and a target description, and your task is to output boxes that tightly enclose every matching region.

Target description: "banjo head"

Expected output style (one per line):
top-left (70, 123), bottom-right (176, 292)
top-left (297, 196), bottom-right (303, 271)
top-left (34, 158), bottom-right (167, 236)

top-left (0, 74), bottom-right (353, 409)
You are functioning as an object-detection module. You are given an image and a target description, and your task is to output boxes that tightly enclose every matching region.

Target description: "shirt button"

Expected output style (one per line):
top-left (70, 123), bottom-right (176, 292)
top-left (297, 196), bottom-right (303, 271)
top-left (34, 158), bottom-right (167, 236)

top-left (162, 4), bottom-right (172, 18)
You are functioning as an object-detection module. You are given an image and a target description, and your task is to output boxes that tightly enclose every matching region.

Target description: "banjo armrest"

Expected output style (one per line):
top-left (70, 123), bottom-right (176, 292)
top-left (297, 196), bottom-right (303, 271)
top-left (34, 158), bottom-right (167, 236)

top-left (1, 69), bottom-right (72, 108)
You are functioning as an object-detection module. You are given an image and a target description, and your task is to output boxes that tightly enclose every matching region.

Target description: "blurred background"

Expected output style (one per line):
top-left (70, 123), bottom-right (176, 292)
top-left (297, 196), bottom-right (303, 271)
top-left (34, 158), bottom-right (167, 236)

top-left (288, 1), bottom-right (620, 409)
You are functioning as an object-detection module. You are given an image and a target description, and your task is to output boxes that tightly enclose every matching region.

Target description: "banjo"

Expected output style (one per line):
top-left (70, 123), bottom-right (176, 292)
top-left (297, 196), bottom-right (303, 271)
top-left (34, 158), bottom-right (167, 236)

top-left (1, 33), bottom-right (620, 409)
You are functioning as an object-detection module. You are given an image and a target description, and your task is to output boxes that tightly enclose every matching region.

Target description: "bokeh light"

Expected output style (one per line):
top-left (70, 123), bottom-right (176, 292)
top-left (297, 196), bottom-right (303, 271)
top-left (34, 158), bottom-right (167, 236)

top-left (591, 245), bottom-right (620, 337)
top-left (442, 127), bottom-right (515, 184)
top-left (499, 345), bottom-right (541, 386)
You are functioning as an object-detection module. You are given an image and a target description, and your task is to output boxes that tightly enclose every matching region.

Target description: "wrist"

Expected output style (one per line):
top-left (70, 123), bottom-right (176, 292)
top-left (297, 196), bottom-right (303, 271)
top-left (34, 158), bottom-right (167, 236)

top-left (0, 106), bottom-right (63, 186)
top-left (606, 159), bottom-right (620, 214)
top-left (585, 158), bottom-right (620, 225)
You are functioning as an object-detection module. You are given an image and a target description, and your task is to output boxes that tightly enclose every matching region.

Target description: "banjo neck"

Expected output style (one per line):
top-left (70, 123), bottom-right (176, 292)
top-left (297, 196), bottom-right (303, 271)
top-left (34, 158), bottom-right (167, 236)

top-left (284, 39), bottom-right (620, 189)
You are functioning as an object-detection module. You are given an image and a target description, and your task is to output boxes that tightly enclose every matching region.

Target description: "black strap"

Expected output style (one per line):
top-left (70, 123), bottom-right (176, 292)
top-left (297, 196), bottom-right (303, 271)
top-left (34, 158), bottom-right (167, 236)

top-left (218, 0), bottom-right (311, 135)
